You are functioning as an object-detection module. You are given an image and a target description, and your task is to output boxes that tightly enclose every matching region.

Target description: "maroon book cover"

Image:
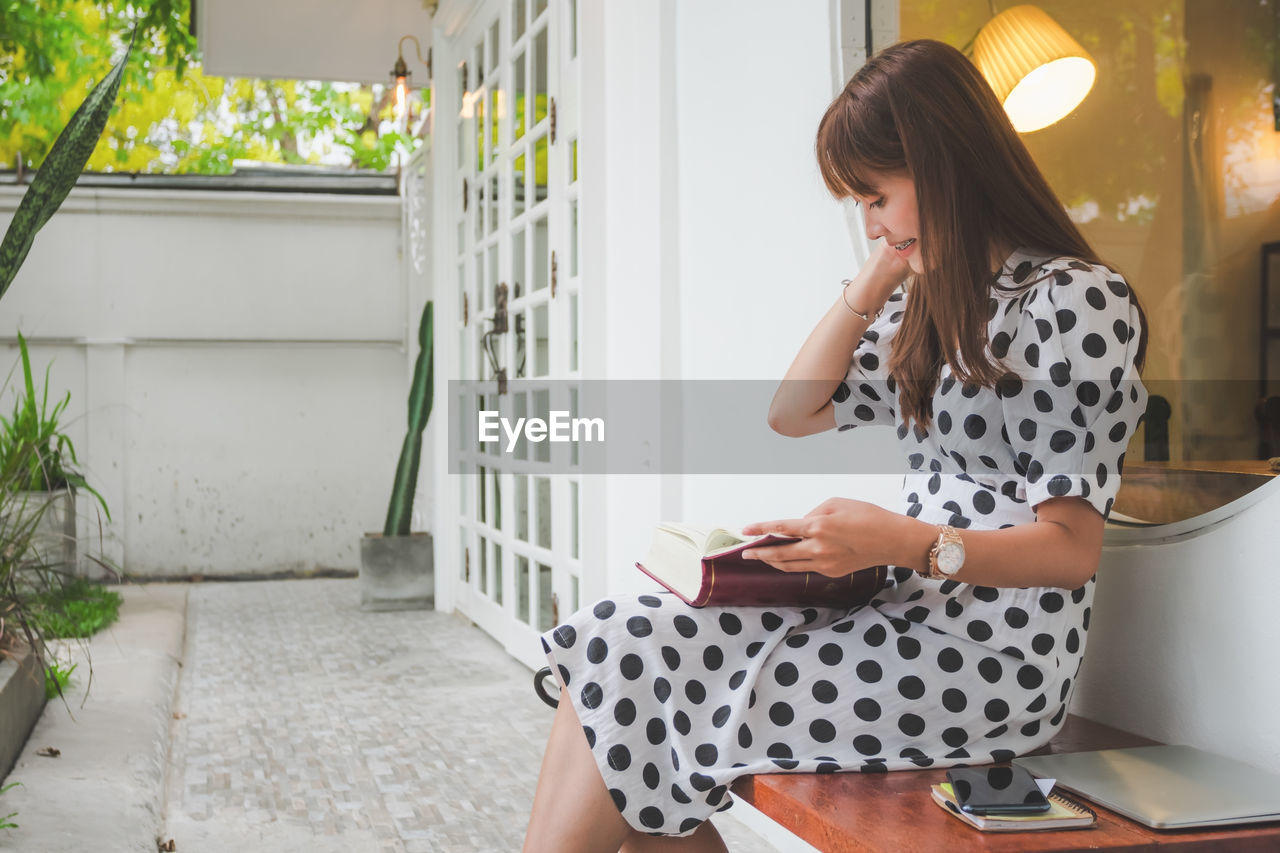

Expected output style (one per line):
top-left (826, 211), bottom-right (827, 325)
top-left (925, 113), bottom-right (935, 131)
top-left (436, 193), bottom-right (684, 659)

top-left (636, 534), bottom-right (887, 608)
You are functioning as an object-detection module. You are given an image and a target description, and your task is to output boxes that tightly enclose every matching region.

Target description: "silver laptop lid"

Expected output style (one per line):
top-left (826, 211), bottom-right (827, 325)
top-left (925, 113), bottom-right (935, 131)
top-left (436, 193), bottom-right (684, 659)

top-left (1015, 744), bottom-right (1280, 829)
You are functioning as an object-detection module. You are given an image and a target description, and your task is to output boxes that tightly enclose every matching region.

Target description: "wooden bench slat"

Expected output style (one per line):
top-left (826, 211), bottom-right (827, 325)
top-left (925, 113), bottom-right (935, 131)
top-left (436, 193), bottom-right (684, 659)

top-left (730, 716), bottom-right (1280, 852)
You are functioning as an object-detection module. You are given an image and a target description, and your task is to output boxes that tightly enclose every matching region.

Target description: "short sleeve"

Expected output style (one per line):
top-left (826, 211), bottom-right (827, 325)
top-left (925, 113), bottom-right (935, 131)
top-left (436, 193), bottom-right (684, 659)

top-left (832, 289), bottom-right (905, 431)
top-left (997, 262), bottom-right (1148, 518)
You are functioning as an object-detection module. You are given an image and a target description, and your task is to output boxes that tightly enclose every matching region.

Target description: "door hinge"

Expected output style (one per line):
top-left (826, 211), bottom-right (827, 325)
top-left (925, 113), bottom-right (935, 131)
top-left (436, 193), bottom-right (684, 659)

top-left (550, 97), bottom-right (557, 144)
top-left (463, 292), bottom-right (469, 326)
top-left (463, 177), bottom-right (469, 212)
top-left (551, 250), bottom-right (558, 298)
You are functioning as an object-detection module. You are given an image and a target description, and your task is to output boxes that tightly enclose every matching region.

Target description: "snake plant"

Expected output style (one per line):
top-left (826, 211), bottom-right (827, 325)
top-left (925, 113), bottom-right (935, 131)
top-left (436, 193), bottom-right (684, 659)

top-left (383, 301), bottom-right (434, 537)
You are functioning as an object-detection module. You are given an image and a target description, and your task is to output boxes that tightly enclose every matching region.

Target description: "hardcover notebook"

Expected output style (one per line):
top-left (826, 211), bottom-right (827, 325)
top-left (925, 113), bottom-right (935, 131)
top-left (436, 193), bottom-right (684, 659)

top-left (1015, 745), bottom-right (1280, 830)
top-left (930, 783), bottom-right (1096, 833)
top-left (635, 522), bottom-right (886, 608)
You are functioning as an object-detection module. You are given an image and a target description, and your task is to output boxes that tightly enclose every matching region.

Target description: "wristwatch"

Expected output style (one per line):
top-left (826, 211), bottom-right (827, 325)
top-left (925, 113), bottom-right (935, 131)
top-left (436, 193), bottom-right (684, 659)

top-left (922, 525), bottom-right (965, 580)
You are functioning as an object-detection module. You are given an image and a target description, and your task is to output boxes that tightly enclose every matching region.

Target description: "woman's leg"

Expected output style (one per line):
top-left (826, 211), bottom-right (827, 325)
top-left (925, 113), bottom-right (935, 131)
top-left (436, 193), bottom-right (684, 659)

top-left (524, 692), bottom-right (632, 853)
top-left (619, 821), bottom-right (729, 853)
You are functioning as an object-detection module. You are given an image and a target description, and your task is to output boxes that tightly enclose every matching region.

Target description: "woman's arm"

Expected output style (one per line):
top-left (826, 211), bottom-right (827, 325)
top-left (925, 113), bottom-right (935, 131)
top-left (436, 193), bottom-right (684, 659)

top-left (743, 496), bottom-right (1104, 590)
top-left (767, 244), bottom-right (909, 437)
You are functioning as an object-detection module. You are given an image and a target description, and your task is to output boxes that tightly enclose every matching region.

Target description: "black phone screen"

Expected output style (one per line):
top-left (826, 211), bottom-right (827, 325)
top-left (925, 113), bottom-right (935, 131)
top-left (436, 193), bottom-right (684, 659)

top-left (946, 766), bottom-right (1051, 815)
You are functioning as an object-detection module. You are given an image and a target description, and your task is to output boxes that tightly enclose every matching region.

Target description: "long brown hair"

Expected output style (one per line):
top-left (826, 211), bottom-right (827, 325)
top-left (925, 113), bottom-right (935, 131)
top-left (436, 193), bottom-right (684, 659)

top-left (815, 39), bottom-right (1148, 429)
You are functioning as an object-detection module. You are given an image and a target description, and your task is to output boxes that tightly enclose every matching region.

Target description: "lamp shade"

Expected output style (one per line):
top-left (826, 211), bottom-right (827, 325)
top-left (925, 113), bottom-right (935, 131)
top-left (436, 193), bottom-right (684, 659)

top-left (973, 4), bottom-right (1096, 133)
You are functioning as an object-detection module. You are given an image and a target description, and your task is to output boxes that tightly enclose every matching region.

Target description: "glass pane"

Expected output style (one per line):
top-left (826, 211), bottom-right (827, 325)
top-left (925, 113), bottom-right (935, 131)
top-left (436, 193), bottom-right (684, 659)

top-left (534, 134), bottom-right (549, 203)
top-left (514, 51), bottom-right (527, 141)
top-left (570, 480), bottom-right (579, 559)
top-left (478, 534), bottom-right (489, 594)
top-left (570, 198), bottom-right (579, 276)
top-left (537, 563), bottom-right (554, 631)
top-left (487, 243), bottom-right (499, 308)
top-left (570, 573), bottom-right (579, 616)
top-left (476, 91), bottom-right (485, 173)
top-left (461, 530), bottom-right (469, 583)
top-left (474, 40), bottom-right (485, 86)
top-left (533, 215), bottom-right (548, 291)
top-left (569, 386), bottom-right (579, 466)
top-left (513, 152), bottom-right (527, 216)
top-left (535, 476), bottom-right (551, 548)
top-left (514, 392), bottom-right (529, 458)
top-left (570, 0), bottom-right (578, 58)
top-left (493, 542), bottom-right (503, 605)
top-left (534, 0), bottom-right (548, 21)
top-left (458, 62), bottom-right (468, 103)
top-left (477, 465), bottom-right (487, 524)
top-left (571, 138), bottom-right (578, 183)
top-left (474, 184), bottom-right (484, 240)
top-left (488, 20), bottom-right (499, 72)
top-left (515, 472), bottom-right (529, 539)
top-left (569, 292), bottom-right (579, 373)
top-left (513, 227), bottom-right (527, 301)
top-left (515, 0), bottom-right (528, 40)
top-left (533, 303), bottom-right (549, 377)
top-left (533, 28), bottom-right (548, 124)
top-left (475, 248), bottom-right (486, 309)
top-left (490, 88), bottom-right (501, 168)
top-left (516, 308), bottom-right (528, 379)
top-left (517, 555), bottom-right (531, 623)
top-left (456, 120), bottom-right (467, 178)
top-left (488, 175), bottom-right (499, 234)
top-left (491, 467), bottom-right (502, 530)
top-left (533, 389), bottom-right (551, 463)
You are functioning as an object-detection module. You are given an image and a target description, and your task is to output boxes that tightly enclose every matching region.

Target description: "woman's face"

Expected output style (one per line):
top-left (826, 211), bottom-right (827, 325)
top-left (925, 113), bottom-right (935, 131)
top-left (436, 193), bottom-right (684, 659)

top-left (853, 172), bottom-right (923, 275)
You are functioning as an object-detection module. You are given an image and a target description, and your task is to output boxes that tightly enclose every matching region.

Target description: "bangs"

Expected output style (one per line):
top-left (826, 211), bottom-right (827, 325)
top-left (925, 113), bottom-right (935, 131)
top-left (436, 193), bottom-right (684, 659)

top-left (815, 78), bottom-right (905, 200)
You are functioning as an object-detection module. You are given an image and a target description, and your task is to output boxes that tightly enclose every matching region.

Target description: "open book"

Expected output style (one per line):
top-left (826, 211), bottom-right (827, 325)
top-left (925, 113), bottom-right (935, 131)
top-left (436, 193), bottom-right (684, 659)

top-left (635, 522), bottom-right (886, 608)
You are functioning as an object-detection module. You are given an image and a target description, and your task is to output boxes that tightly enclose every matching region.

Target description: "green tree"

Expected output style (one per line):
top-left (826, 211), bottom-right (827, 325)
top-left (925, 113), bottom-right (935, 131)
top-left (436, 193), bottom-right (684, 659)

top-left (0, 0), bottom-right (423, 174)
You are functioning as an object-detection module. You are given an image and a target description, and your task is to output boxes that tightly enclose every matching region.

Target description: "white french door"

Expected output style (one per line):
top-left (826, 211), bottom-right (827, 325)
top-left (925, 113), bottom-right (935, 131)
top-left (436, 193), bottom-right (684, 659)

top-left (441, 0), bottom-right (584, 669)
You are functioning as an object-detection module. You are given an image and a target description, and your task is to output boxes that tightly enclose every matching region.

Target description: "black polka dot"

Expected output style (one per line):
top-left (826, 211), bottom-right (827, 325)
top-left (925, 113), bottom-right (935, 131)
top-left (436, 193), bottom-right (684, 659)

top-left (938, 411), bottom-right (952, 434)
top-left (737, 722), bottom-right (753, 749)
top-left (897, 675), bottom-right (925, 700)
top-left (627, 616), bottom-right (653, 637)
top-left (1021, 720), bottom-right (1041, 737)
top-left (810, 719), bottom-right (837, 743)
top-left (942, 727), bottom-right (968, 748)
top-left (761, 612), bottom-right (783, 631)
top-left (637, 594), bottom-right (662, 608)
top-left (673, 711), bottom-right (691, 736)
top-left (581, 682), bottom-right (603, 709)
top-left (718, 613), bottom-right (742, 635)
top-left (812, 680), bottom-right (838, 704)
top-left (856, 659), bottom-right (883, 683)
top-left (671, 784), bottom-right (691, 804)
top-left (654, 677), bottom-right (671, 703)
top-left (745, 641), bottom-right (765, 658)
top-left (662, 646), bottom-right (681, 670)
top-left (712, 704), bottom-right (732, 728)
top-left (854, 698), bottom-right (882, 721)
top-left (896, 636), bottom-right (921, 659)
top-left (703, 646), bottom-right (724, 671)
top-left (972, 490), bottom-right (995, 515)
top-left (1039, 591), bottom-right (1064, 612)
top-left (619, 653), bottom-right (643, 680)
top-left (942, 688), bottom-right (967, 712)
top-left (769, 702), bottom-right (795, 726)
top-left (639, 806), bottom-right (664, 829)
top-left (1055, 308), bottom-right (1077, 333)
top-left (615, 698), bottom-right (637, 726)
top-left (593, 600), bottom-right (616, 619)
top-left (831, 381), bottom-right (851, 403)
top-left (1027, 693), bottom-right (1047, 713)
top-left (1004, 607), bottom-right (1029, 629)
top-left (774, 662), bottom-right (799, 687)
top-left (853, 735), bottom-right (882, 756)
top-left (862, 624), bottom-right (887, 647)
top-left (685, 680), bottom-right (706, 704)
top-left (985, 699), bottom-right (1010, 722)
top-left (785, 633), bottom-right (810, 649)
top-left (945, 598), bottom-right (963, 618)
top-left (1032, 633), bottom-right (1055, 655)
top-left (609, 788), bottom-right (626, 811)
top-left (937, 647), bottom-right (964, 673)
top-left (695, 743), bottom-right (718, 767)
top-left (642, 762), bottom-right (660, 790)
top-left (1082, 333), bottom-right (1107, 358)
top-left (607, 744), bottom-right (631, 771)
top-left (585, 637), bottom-right (609, 664)
top-left (673, 615), bottom-right (698, 638)
top-left (584, 726), bottom-right (596, 748)
top-left (1018, 665), bottom-right (1043, 689)
top-left (647, 717), bottom-right (667, 745)
top-left (553, 626), bottom-right (577, 648)
top-left (728, 669), bottom-right (747, 690)
top-left (967, 620), bottom-right (994, 642)
top-left (898, 714), bottom-right (926, 737)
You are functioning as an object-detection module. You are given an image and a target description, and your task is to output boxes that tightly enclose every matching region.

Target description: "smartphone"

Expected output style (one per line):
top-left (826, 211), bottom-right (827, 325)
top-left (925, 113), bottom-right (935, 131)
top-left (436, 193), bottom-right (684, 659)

top-left (945, 766), bottom-right (1051, 815)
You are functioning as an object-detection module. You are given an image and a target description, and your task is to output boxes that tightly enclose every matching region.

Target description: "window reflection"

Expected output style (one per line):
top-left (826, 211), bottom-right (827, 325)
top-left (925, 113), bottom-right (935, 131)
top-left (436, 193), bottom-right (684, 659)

top-left (902, 0), bottom-right (1280, 524)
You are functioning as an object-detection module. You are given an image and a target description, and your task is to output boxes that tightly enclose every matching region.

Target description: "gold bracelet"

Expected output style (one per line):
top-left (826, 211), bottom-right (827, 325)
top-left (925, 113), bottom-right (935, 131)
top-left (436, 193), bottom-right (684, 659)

top-left (840, 279), bottom-right (882, 322)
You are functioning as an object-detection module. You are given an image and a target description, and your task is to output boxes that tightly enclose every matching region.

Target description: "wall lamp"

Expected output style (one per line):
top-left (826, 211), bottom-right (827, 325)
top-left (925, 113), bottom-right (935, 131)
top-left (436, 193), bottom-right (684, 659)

top-left (391, 34), bottom-right (431, 114)
top-left (971, 4), bottom-right (1096, 133)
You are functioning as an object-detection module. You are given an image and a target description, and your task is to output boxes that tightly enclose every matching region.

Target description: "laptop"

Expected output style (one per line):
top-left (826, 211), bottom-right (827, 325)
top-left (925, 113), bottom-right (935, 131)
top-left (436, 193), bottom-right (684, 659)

top-left (1014, 744), bottom-right (1280, 830)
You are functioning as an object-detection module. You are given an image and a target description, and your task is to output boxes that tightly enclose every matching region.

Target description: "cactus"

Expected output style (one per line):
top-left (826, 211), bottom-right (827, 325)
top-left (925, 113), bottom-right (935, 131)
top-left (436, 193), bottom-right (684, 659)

top-left (383, 301), bottom-right (434, 536)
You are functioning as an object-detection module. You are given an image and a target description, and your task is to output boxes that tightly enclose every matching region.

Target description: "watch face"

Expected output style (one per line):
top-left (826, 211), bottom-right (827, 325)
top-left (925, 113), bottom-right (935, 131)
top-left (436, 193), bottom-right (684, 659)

top-left (937, 541), bottom-right (965, 575)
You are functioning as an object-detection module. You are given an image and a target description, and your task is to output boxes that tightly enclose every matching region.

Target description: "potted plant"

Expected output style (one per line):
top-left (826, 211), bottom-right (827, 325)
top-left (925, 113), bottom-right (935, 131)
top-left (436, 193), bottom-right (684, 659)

top-left (0, 33), bottom-right (132, 777)
top-left (360, 300), bottom-right (435, 610)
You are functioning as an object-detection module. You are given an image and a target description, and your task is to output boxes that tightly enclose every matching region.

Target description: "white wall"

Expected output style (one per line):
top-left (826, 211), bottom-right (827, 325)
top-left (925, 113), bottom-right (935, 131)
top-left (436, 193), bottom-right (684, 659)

top-left (0, 186), bottom-right (417, 578)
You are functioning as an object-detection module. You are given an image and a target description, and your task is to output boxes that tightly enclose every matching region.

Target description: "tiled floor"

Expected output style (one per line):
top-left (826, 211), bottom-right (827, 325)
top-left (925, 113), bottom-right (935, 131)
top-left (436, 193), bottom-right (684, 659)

top-left (163, 579), bottom-right (777, 852)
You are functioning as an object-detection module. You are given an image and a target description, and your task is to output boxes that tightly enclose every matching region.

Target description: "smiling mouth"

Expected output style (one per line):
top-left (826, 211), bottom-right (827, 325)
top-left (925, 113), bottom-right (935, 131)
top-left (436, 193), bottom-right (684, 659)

top-left (893, 238), bottom-right (917, 251)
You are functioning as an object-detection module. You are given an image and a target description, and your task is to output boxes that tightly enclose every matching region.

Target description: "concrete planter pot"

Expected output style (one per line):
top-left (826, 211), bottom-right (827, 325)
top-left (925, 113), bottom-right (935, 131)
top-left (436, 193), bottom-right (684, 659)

top-left (0, 643), bottom-right (47, 780)
top-left (359, 532), bottom-right (434, 611)
top-left (16, 491), bottom-right (76, 573)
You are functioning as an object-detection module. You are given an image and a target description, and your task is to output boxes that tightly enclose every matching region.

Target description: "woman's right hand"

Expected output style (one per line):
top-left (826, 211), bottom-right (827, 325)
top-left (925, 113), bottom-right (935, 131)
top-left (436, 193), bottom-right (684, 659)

top-left (844, 240), bottom-right (911, 317)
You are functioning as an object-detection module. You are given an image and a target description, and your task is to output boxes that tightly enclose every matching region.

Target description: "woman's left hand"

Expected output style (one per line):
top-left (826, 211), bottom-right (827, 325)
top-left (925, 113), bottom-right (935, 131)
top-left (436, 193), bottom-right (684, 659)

top-left (741, 498), bottom-right (898, 577)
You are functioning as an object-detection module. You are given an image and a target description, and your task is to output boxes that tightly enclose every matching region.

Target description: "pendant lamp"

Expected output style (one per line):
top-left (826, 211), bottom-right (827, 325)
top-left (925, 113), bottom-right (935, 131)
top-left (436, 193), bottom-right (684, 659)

top-left (972, 5), bottom-right (1096, 133)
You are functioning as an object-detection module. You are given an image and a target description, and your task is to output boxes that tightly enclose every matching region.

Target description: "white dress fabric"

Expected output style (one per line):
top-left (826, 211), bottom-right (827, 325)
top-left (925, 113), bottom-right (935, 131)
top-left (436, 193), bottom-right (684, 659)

top-left (540, 249), bottom-right (1149, 836)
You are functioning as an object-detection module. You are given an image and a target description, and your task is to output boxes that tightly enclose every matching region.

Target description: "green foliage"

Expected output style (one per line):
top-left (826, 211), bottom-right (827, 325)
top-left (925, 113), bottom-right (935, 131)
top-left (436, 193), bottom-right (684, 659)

top-left (27, 577), bottom-right (121, 640)
top-left (0, 334), bottom-right (110, 519)
top-left (44, 659), bottom-right (77, 700)
top-left (384, 302), bottom-right (434, 537)
top-left (0, 781), bottom-right (20, 830)
top-left (0, 0), bottom-right (425, 174)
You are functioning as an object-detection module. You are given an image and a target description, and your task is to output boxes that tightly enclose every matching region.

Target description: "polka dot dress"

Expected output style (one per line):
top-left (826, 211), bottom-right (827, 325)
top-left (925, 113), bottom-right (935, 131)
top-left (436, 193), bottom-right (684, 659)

top-left (540, 249), bottom-right (1149, 837)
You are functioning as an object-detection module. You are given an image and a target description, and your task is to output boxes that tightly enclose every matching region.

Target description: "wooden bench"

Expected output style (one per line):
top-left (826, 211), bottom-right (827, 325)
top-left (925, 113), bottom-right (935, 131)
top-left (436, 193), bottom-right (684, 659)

top-left (730, 715), bottom-right (1280, 851)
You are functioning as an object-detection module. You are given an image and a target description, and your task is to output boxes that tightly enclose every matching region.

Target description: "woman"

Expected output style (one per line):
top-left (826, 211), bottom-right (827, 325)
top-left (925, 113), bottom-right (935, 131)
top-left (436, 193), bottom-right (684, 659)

top-left (524, 39), bottom-right (1149, 853)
